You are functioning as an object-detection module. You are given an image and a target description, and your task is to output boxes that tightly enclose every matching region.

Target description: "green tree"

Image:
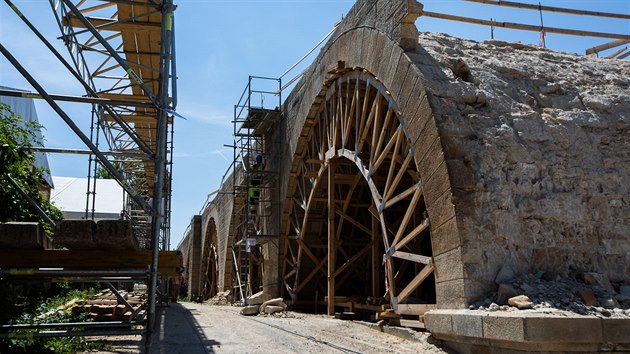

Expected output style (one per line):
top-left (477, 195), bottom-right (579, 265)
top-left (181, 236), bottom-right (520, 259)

top-left (0, 103), bottom-right (62, 233)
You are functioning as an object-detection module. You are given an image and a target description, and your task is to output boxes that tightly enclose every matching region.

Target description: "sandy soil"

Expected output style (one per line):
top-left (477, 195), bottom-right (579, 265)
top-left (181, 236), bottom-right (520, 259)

top-left (84, 302), bottom-right (450, 353)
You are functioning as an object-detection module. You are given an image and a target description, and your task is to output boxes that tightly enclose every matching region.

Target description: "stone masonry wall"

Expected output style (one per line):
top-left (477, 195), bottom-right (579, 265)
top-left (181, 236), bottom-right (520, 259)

top-left (413, 33), bottom-right (630, 300)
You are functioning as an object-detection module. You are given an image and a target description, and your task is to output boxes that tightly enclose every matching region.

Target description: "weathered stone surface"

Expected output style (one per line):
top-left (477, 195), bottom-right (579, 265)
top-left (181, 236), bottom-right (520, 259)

top-left (508, 295), bottom-right (533, 310)
top-left (583, 272), bottom-right (614, 292)
top-left (497, 284), bottom-right (518, 305)
top-left (95, 220), bottom-right (138, 250)
top-left (55, 220), bottom-right (96, 250)
top-left (0, 222), bottom-right (49, 249)
top-left (240, 305), bottom-right (259, 316)
top-left (262, 305), bottom-right (284, 315)
top-left (247, 291), bottom-right (266, 306)
top-left (259, 298), bottom-right (287, 315)
top-left (578, 289), bottom-right (598, 307)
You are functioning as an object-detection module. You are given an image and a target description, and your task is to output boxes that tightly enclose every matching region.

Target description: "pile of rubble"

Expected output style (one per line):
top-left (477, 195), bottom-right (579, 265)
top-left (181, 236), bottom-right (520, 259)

top-left (206, 290), bottom-right (232, 306)
top-left (239, 291), bottom-right (288, 316)
top-left (470, 271), bottom-right (630, 318)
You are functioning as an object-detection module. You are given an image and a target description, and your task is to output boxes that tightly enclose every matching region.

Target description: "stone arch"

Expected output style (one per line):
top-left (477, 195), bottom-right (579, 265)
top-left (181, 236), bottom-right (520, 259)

top-left (280, 24), bottom-right (464, 308)
top-left (200, 217), bottom-right (219, 300)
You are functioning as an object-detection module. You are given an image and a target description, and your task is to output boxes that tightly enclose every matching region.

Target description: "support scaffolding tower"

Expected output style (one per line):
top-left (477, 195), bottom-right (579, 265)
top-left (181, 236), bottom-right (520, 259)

top-left (0, 0), bottom-right (178, 351)
top-left (231, 76), bottom-right (281, 303)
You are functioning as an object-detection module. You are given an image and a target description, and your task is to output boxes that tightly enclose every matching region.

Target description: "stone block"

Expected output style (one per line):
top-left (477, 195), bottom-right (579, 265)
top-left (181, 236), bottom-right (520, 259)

top-left (425, 189), bottom-right (456, 230)
top-left (240, 305), bottom-right (259, 316)
top-left (430, 216), bottom-right (461, 256)
top-left (523, 316), bottom-right (603, 343)
top-left (55, 220), bottom-right (96, 250)
top-left (95, 220), bottom-right (139, 250)
top-left (602, 318), bottom-right (630, 344)
top-left (424, 310), bottom-right (452, 334)
top-left (0, 222), bottom-right (47, 249)
top-left (434, 247), bottom-right (464, 282)
top-left (452, 311), bottom-right (483, 338)
top-left (435, 278), bottom-right (467, 308)
top-left (259, 297), bottom-right (287, 314)
top-left (508, 295), bottom-right (533, 310)
top-left (483, 314), bottom-right (525, 342)
top-left (263, 305), bottom-right (284, 315)
top-left (423, 160), bottom-right (451, 207)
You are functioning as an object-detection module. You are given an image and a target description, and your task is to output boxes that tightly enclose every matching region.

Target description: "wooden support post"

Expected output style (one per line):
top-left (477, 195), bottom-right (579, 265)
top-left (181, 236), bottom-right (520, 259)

top-left (327, 161), bottom-right (336, 316)
top-left (371, 214), bottom-right (379, 298)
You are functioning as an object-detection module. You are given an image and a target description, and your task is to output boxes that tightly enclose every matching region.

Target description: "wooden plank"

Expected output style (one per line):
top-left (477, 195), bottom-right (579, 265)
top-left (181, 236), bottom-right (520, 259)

top-left (423, 11), bottom-right (630, 40)
top-left (391, 187), bottom-right (422, 246)
top-left (0, 250), bottom-right (182, 276)
top-left (394, 220), bottom-right (430, 251)
top-left (395, 303), bottom-right (437, 316)
top-left (64, 16), bottom-right (162, 33)
top-left (607, 47), bottom-right (628, 58)
top-left (392, 251), bottom-right (432, 265)
top-left (327, 161), bottom-right (336, 316)
top-left (464, 0), bottom-right (630, 20)
top-left (396, 265), bottom-right (434, 304)
top-left (585, 39), bottom-right (630, 55)
top-left (331, 242), bottom-right (372, 278)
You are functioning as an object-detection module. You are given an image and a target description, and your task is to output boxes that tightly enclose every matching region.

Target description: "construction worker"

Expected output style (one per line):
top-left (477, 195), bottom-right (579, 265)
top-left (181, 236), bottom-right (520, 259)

top-left (249, 154), bottom-right (264, 213)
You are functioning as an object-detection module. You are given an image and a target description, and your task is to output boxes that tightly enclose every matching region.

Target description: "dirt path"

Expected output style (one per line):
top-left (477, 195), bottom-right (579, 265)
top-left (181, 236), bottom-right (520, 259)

top-left (87, 302), bottom-right (450, 353)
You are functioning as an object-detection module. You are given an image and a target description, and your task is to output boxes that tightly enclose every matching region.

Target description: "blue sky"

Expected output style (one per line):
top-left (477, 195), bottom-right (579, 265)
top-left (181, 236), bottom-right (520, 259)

top-left (1, 0), bottom-right (628, 248)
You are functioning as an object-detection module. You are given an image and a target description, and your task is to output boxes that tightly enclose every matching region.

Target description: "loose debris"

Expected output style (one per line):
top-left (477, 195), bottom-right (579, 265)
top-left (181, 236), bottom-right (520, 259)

top-left (470, 271), bottom-right (630, 318)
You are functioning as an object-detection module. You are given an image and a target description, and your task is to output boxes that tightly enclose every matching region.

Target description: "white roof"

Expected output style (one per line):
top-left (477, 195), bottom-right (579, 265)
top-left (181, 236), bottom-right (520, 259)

top-left (51, 176), bottom-right (124, 219)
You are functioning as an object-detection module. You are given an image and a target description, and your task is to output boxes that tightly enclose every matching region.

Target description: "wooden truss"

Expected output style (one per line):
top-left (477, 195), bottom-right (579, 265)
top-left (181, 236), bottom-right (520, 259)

top-left (282, 69), bottom-right (435, 315)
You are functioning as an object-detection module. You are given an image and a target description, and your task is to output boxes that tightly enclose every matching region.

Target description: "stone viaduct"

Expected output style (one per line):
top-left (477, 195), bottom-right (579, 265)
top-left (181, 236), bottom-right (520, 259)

top-left (179, 0), bottom-right (629, 325)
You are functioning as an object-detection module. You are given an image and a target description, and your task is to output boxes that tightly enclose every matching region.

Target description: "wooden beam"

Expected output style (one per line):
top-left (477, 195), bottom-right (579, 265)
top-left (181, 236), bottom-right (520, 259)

top-left (64, 16), bottom-right (162, 33)
top-left (371, 216), bottom-right (380, 298)
top-left (395, 220), bottom-right (430, 251)
top-left (392, 187), bottom-right (423, 246)
top-left (335, 209), bottom-right (372, 235)
top-left (396, 265), bottom-right (434, 304)
top-left (464, 0), bottom-right (630, 20)
top-left (0, 250), bottom-right (182, 276)
top-left (327, 161), bottom-right (336, 316)
top-left (607, 47), bottom-right (628, 59)
top-left (385, 183), bottom-right (419, 210)
top-left (585, 39), bottom-right (630, 55)
top-left (392, 251), bottom-right (432, 265)
top-left (619, 51), bottom-right (630, 60)
top-left (396, 303), bottom-right (437, 316)
top-left (331, 242), bottom-right (372, 278)
top-left (423, 11), bottom-right (630, 40)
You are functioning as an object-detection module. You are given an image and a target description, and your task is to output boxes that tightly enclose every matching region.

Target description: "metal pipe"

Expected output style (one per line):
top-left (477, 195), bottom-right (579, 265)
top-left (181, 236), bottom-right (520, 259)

top-left (0, 88), bottom-right (154, 108)
top-left (4, 175), bottom-right (55, 226)
top-left (26, 146), bottom-right (146, 157)
top-left (0, 329), bottom-right (143, 339)
top-left (61, 0), bottom-right (159, 105)
top-left (104, 281), bottom-right (140, 320)
top-left (4, 0), bottom-right (154, 156)
top-left (146, 2), bottom-right (176, 351)
top-left (1, 321), bottom-right (139, 330)
top-left (0, 45), bottom-right (155, 216)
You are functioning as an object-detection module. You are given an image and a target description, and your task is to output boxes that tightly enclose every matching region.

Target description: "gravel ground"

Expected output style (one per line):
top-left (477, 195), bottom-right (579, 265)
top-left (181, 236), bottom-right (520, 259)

top-left (84, 302), bottom-right (450, 353)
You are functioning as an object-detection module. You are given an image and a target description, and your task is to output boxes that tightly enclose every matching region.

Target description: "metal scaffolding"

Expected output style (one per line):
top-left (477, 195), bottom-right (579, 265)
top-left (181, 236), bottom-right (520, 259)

top-left (230, 76), bottom-right (281, 303)
top-left (0, 0), bottom-right (177, 351)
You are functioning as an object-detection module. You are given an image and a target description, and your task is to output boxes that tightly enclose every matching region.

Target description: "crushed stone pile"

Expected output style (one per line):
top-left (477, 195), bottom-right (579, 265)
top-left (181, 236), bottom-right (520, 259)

top-left (470, 271), bottom-right (630, 318)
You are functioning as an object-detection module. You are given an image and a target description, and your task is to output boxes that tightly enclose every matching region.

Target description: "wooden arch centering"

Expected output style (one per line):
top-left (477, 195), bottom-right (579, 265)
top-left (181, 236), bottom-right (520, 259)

top-left (201, 218), bottom-right (219, 300)
top-left (282, 68), bottom-right (435, 315)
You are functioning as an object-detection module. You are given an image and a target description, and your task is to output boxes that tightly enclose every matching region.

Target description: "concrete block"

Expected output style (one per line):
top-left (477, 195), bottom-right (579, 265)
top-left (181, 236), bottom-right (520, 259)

top-left (55, 220), bottom-right (96, 250)
top-left (95, 220), bottom-right (139, 250)
top-left (452, 311), bottom-right (483, 338)
top-left (0, 222), bottom-right (47, 249)
top-left (483, 314), bottom-right (525, 342)
top-left (523, 316), bottom-right (603, 343)
top-left (602, 318), bottom-right (630, 344)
